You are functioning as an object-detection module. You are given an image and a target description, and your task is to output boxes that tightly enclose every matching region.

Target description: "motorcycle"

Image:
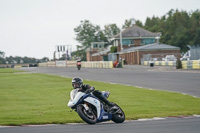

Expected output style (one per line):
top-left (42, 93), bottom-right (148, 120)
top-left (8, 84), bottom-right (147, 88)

top-left (68, 89), bottom-right (125, 124)
top-left (77, 61), bottom-right (81, 70)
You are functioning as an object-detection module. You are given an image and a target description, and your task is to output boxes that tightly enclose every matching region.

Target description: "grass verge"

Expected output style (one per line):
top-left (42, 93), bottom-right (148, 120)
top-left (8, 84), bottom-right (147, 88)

top-left (0, 68), bottom-right (200, 125)
top-left (0, 68), bottom-right (23, 73)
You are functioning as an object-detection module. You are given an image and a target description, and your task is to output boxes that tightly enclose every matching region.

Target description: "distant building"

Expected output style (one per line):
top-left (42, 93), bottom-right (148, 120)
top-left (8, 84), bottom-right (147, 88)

top-left (86, 42), bottom-right (108, 61)
top-left (87, 25), bottom-right (181, 64)
top-left (117, 43), bottom-right (180, 64)
top-left (110, 24), bottom-right (161, 51)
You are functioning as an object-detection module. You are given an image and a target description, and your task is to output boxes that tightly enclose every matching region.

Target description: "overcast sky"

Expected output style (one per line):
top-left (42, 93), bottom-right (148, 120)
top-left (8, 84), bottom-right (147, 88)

top-left (0, 0), bottom-right (200, 59)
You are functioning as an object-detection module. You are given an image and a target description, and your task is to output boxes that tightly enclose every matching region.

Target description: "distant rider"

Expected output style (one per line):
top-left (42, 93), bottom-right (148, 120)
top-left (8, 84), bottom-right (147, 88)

top-left (71, 77), bottom-right (118, 112)
top-left (77, 60), bottom-right (81, 66)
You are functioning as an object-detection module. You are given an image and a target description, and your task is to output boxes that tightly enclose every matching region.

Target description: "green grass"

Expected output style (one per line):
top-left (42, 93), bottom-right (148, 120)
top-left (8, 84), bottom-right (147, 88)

top-left (0, 68), bottom-right (200, 125)
top-left (0, 68), bottom-right (23, 73)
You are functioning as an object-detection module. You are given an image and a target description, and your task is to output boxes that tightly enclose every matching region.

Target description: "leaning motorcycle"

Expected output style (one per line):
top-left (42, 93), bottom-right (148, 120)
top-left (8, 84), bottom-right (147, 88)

top-left (68, 89), bottom-right (125, 124)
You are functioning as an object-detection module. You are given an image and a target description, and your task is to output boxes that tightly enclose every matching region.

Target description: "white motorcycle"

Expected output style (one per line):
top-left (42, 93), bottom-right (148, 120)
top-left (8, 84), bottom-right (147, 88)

top-left (68, 89), bottom-right (125, 124)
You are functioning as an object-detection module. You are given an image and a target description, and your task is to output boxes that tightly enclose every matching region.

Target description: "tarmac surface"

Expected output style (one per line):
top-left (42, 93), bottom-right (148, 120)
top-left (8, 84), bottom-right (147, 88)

top-left (19, 65), bottom-right (200, 97)
top-left (1, 117), bottom-right (200, 133)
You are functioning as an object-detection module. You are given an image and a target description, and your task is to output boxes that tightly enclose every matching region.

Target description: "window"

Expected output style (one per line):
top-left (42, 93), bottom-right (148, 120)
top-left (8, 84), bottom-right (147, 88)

top-left (93, 44), bottom-right (98, 48)
top-left (122, 39), bottom-right (133, 45)
top-left (141, 38), bottom-right (155, 45)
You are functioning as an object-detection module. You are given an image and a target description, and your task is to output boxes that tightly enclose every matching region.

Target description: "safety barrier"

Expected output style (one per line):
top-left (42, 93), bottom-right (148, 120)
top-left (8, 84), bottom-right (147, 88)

top-left (66, 61), bottom-right (76, 67)
top-left (142, 61), bottom-right (176, 66)
top-left (56, 61), bottom-right (66, 67)
top-left (81, 61), bottom-right (113, 68)
top-left (142, 60), bottom-right (200, 69)
top-left (37, 61), bottom-right (113, 68)
top-left (0, 64), bottom-right (30, 68)
top-left (182, 60), bottom-right (200, 69)
top-left (38, 63), bottom-right (47, 67)
top-left (47, 61), bottom-right (56, 67)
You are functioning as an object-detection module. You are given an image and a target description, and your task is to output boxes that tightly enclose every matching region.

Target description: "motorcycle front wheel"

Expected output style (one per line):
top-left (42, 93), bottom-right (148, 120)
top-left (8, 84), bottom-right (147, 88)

top-left (111, 103), bottom-right (125, 123)
top-left (77, 66), bottom-right (81, 70)
top-left (77, 104), bottom-right (97, 124)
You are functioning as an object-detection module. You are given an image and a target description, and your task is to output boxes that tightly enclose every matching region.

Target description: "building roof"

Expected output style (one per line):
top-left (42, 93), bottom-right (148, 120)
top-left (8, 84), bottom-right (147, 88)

top-left (112, 25), bottom-right (161, 39)
top-left (117, 43), bottom-right (180, 54)
top-left (91, 45), bottom-right (112, 56)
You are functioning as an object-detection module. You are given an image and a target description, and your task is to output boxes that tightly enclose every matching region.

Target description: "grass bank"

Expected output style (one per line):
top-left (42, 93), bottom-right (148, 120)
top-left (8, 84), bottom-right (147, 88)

top-left (0, 68), bottom-right (200, 125)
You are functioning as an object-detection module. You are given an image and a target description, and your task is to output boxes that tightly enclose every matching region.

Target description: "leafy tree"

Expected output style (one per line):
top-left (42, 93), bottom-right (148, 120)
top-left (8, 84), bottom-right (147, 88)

top-left (189, 10), bottom-right (200, 45)
top-left (0, 51), bottom-right (5, 64)
top-left (71, 49), bottom-right (87, 61)
top-left (145, 16), bottom-right (160, 32)
top-left (110, 46), bottom-right (117, 53)
top-left (41, 57), bottom-right (49, 62)
top-left (104, 24), bottom-right (120, 39)
top-left (0, 51), bottom-right (5, 58)
top-left (74, 20), bottom-right (109, 60)
top-left (74, 20), bottom-right (106, 50)
top-left (122, 19), bottom-right (132, 29)
top-left (144, 9), bottom-right (200, 52)
top-left (122, 19), bottom-right (143, 29)
top-left (135, 20), bottom-right (143, 27)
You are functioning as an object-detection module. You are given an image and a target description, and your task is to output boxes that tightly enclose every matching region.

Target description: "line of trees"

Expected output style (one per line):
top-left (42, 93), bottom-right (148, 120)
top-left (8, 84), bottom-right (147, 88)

top-left (144, 9), bottom-right (200, 52)
top-left (73, 9), bottom-right (200, 60)
top-left (0, 50), bottom-right (49, 64)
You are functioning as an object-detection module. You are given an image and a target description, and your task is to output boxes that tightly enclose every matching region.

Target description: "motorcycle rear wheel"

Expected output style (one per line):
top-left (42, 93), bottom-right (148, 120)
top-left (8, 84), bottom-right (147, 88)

top-left (111, 103), bottom-right (125, 123)
top-left (77, 104), bottom-right (97, 124)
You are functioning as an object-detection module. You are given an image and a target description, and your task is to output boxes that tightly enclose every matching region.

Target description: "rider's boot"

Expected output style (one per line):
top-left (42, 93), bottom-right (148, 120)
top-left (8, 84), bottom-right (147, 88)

top-left (93, 90), bottom-right (118, 113)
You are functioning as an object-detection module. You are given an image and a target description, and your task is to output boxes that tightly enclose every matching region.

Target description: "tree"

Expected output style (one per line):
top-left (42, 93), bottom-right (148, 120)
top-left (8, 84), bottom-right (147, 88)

top-left (145, 16), bottom-right (160, 32)
top-left (0, 51), bottom-right (5, 64)
top-left (144, 9), bottom-right (200, 52)
top-left (74, 20), bottom-right (109, 61)
top-left (41, 57), bottom-right (49, 62)
top-left (104, 24), bottom-right (120, 39)
top-left (110, 46), bottom-right (117, 53)
top-left (74, 20), bottom-right (106, 50)
top-left (122, 19), bottom-right (132, 29)
top-left (135, 20), bottom-right (143, 27)
top-left (189, 10), bottom-right (200, 45)
top-left (122, 19), bottom-right (143, 29)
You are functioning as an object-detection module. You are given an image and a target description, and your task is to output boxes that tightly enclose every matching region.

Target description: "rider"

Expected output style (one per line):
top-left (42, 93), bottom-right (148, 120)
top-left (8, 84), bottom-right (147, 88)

top-left (71, 77), bottom-right (118, 112)
top-left (77, 59), bottom-right (81, 65)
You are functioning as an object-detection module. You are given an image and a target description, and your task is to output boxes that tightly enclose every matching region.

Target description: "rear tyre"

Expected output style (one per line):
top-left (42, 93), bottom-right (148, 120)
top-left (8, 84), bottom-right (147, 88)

top-left (77, 104), bottom-right (97, 124)
top-left (112, 103), bottom-right (125, 123)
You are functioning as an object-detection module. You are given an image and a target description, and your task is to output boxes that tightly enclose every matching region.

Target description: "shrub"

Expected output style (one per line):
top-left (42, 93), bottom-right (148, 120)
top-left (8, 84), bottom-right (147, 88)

top-left (176, 60), bottom-right (182, 69)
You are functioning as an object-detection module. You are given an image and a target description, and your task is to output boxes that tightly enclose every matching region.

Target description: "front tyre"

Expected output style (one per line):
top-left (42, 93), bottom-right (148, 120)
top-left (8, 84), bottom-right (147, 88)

top-left (77, 104), bottom-right (97, 124)
top-left (77, 66), bottom-right (81, 70)
top-left (112, 103), bottom-right (125, 123)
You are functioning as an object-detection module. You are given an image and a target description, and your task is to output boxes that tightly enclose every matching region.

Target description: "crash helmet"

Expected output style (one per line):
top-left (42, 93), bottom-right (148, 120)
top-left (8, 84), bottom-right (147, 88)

top-left (72, 77), bottom-right (83, 89)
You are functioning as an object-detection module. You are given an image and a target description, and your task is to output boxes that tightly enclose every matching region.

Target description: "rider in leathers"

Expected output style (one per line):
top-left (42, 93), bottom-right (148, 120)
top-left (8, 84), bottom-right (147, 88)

top-left (72, 77), bottom-right (118, 112)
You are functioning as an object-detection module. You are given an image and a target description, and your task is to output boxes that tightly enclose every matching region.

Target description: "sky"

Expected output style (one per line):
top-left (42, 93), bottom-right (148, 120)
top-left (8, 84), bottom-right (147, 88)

top-left (0, 0), bottom-right (200, 59)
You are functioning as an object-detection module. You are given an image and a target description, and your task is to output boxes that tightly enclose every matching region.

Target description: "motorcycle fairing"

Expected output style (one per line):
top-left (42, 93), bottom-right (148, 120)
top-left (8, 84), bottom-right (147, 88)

top-left (68, 92), bottom-right (85, 107)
